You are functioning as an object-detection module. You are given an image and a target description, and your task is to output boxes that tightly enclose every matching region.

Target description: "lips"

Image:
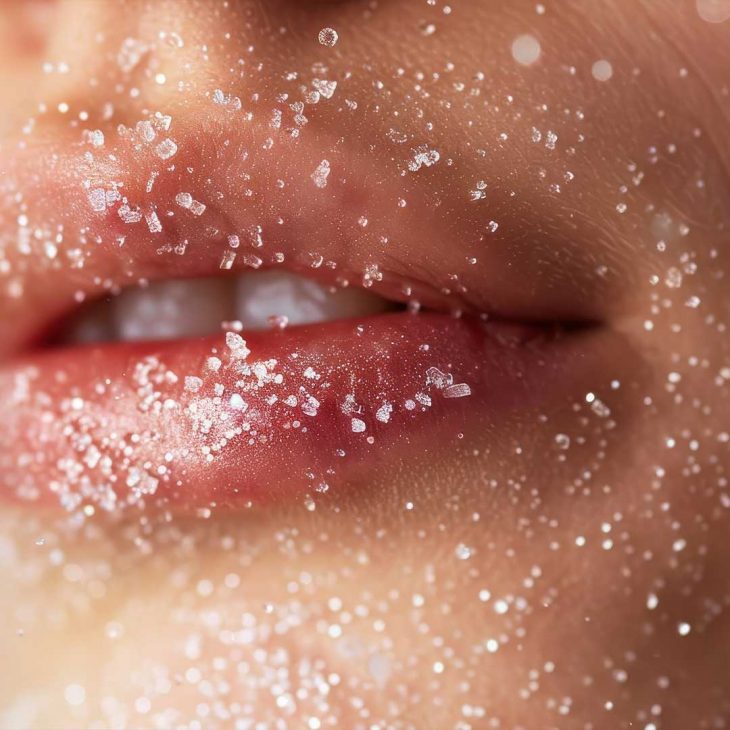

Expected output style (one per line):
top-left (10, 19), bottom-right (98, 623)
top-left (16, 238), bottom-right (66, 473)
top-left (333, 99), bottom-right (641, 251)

top-left (1, 309), bottom-right (634, 513)
top-left (0, 95), bottom-right (634, 514)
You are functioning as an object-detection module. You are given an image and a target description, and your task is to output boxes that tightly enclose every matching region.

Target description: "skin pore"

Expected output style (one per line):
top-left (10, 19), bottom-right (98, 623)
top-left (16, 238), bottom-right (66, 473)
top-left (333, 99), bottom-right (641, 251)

top-left (0, 0), bottom-right (729, 727)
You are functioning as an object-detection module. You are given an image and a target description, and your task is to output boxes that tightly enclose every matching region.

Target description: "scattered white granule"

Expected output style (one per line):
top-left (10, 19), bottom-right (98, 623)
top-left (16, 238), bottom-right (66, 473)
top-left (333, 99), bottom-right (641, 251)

top-left (225, 332), bottom-right (250, 360)
top-left (146, 171), bottom-right (158, 192)
top-left (408, 145), bottom-right (440, 172)
top-left (415, 392), bottom-right (432, 407)
top-left (88, 188), bottom-right (107, 212)
top-left (117, 37), bottom-right (148, 72)
top-left (284, 395), bottom-right (298, 407)
top-left (206, 356), bottom-right (222, 372)
top-left (590, 398), bottom-right (611, 417)
top-left (229, 394), bottom-right (248, 411)
top-left (351, 418), bottom-right (367, 433)
top-left (341, 393), bottom-right (360, 415)
top-left (405, 399), bottom-right (416, 410)
top-left (152, 112), bottom-right (171, 130)
top-left (312, 79), bottom-right (338, 99)
top-left (545, 130), bottom-right (558, 150)
top-left (443, 383), bottom-right (472, 398)
top-left (470, 180), bottom-right (487, 201)
top-left (301, 395), bottom-right (320, 416)
top-left (511, 34), bottom-right (541, 66)
top-left (318, 27), bottom-right (339, 46)
top-left (145, 210), bottom-right (162, 233)
top-left (189, 200), bottom-right (206, 216)
top-left (426, 367), bottom-right (453, 390)
top-left (136, 119), bottom-right (156, 142)
top-left (118, 204), bottom-right (142, 223)
top-left (184, 376), bottom-right (203, 393)
top-left (375, 402), bottom-right (393, 423)
top-left (212, 89), bottom-right (242, 110)
top-left (591, 59), bottom-right (613, 81)
top-left (155, 138), bottom-right (178, 160)
top-left (303, 367), bottom-right (320, 380)
top-left (175, 192), bottom-right (193, 209)
top-left (220, 251), bottom-right (236, 270)
top-left (312, 159), bottom-right (331, 188)
top-left (88, 129), bottom-right (104, 147)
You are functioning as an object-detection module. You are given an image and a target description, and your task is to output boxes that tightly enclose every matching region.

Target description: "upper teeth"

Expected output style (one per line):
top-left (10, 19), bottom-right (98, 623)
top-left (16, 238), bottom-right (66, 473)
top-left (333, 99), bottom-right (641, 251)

top-left (64, 270), bottom-right (392, 344)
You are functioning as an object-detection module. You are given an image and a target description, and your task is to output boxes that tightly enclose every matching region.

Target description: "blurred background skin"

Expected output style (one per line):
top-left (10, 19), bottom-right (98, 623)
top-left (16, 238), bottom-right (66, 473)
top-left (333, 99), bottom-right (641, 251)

top-left (0, 1), bottom-right (729, 728)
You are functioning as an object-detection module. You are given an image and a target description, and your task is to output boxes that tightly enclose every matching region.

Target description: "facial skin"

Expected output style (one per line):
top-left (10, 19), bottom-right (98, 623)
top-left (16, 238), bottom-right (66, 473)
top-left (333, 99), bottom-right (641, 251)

top-left (0, 1), bottom-right (729, 728)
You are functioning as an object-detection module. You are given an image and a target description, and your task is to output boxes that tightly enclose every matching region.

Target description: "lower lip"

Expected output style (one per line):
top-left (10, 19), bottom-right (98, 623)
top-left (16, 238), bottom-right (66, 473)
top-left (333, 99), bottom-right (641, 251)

top-left (0, 313), bottom-right (620, 513)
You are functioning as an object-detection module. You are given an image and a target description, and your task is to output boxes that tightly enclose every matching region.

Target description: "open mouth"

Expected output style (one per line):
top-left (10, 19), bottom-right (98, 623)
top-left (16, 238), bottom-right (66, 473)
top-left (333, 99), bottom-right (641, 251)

top-left (0, 109), bottom-right (629, 515)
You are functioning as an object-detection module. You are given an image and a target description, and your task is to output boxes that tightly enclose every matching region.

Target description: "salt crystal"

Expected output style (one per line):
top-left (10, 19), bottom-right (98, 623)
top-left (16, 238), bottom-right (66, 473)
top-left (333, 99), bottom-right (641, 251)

top-left (426, 367), bottom-right (452, 390)
top-left (408, 145), bottom-right (440, 172)
top-left (145, 210), bottom-right (162, 233)
top-left (220, 251), bottom-right (236, 270)
top-left (118, 205), bottom-right (142, 224)
top-left (89, 130), bottom-right (104, 147)
top-left (185, 376), bottom-right (203, 393)
top-left (226, 332), bottom-right (250, 360)
top-left (136, 120), bottom-right (156, 142)
top-left (375, 403), bottom-right (393, 423)
top-left (88, 188), bottom-right (107, 212)
top-left (229, 394), bottom-right (248, 411)
top-left (175, 192), bottom-right (193, 209)
top-left (311, 159), bottom-right (331, 188)
top-left (351, 418), bottom-right (367, 433)
top-left (189, 200), bottom-right (206, 216)
top-left (443, 383), bottom-right (471, 398)
top-left (312, 79), bottom-right (338, 99)
top-left (155, 138), bottom-right (178, 160)
top-left (318, 27), bottom-right (339, 47)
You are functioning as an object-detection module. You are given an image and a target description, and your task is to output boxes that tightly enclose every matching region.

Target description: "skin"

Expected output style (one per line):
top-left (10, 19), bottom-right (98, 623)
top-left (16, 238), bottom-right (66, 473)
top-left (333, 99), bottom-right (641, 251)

top-left (0, 1), bottom-right (729, 728)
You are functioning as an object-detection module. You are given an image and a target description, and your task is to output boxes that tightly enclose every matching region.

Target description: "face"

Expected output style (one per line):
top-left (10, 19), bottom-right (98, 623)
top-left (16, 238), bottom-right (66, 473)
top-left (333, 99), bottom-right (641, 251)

top-left (1, 0), bottom-right (728, 727)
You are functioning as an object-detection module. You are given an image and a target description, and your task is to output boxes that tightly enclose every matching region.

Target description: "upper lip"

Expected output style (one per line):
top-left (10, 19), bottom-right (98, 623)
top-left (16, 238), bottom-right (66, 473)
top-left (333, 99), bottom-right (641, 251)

top-left (0, 106), bottom-right (617, 359)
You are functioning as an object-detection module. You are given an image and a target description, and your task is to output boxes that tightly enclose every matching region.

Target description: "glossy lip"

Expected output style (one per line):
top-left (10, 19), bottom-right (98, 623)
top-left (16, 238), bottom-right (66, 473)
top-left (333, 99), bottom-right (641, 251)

top-left (0, 106), bottom-right (627, 514)
top-left (0, 311), bottom-right (626, 513)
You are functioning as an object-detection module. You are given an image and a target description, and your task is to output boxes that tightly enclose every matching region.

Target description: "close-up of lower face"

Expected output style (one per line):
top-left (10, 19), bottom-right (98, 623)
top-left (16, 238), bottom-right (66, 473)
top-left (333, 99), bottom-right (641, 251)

top-left (0, 1), bottom-right (729, 728)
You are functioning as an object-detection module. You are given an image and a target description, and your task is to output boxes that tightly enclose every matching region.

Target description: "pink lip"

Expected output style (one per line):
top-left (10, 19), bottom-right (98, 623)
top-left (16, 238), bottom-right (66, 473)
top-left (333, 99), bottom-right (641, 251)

top-left (0, 312), bottom-right (625, 513)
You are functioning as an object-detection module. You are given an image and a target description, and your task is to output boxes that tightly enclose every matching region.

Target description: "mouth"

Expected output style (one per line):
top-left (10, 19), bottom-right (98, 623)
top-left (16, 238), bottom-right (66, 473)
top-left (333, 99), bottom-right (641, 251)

top-left (0, 106), bottom-right (629, 515)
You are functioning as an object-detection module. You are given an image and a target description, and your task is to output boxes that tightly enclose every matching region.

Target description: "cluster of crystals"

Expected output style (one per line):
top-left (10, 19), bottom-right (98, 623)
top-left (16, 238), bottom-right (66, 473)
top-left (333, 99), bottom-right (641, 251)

top-left (0, 1), bottom-right (727, 729)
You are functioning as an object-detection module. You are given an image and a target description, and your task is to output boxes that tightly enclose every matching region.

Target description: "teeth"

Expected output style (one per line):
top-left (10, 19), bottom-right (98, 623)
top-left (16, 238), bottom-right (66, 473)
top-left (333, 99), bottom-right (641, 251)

top-left (114, 279), bottom-right (235, 342)
top-left (61, 271), bottom-right (394, 345)
top-left (234, 271), bottom-right (390, 330)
